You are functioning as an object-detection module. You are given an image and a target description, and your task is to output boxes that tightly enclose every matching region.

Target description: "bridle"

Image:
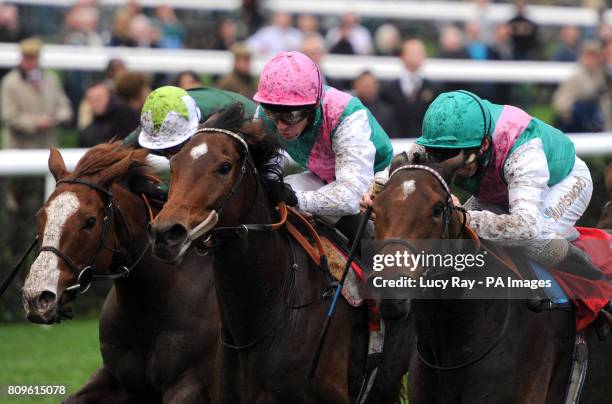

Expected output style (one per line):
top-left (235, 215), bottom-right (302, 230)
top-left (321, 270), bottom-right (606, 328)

top-left (381, 162), bottom-right (510, 371)
top-left (38, 179), bottom-right (148, 295)
top-left (185, 127), bottom-right (320, 350)
top-left (386, 163), bottom-right (463, 242)
top-left (193, 128), bottom-right (257, 218)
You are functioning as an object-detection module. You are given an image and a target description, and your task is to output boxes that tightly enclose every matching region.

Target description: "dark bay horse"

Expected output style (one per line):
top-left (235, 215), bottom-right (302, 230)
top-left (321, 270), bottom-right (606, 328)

top-left (597, 162), bottom-right (612, 229)
top-left (371, 152), bottom-right (612, 403)
top-left (22, 143), bottom-right (221, 403)
top-left (148, 105), bottom-right (411, 403)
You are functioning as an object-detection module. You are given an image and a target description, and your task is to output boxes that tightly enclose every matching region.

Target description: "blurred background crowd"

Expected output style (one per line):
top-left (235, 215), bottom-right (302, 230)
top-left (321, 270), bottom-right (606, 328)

top-left (0, 0), bottom-right (611, 319)
top-left (0, 0), bottom-right (610, 151)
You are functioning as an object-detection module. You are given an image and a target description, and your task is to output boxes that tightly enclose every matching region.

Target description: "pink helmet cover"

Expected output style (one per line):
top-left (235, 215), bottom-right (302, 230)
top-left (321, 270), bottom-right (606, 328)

top-left (254, 51), bottom-right (322, 106)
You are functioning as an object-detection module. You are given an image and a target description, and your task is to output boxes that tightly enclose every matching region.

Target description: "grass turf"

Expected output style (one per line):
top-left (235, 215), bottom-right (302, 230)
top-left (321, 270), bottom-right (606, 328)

top-left (0, 318), bottom-right (101, 403)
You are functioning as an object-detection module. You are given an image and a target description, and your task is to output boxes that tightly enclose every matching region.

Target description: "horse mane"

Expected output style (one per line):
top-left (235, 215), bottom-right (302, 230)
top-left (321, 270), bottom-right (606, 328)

top-left (70, 141), bottom-right (153, 185)
top-left (204, 103), bottom-right (284, 183)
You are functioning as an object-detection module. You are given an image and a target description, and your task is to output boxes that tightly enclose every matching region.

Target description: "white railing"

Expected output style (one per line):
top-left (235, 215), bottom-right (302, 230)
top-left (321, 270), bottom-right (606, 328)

top-left (0, 43), bottom-right (580, 83)
top-left (9, 0), bottom-right (612, 26)
top-left (1, 134), bottom-right (610, 198)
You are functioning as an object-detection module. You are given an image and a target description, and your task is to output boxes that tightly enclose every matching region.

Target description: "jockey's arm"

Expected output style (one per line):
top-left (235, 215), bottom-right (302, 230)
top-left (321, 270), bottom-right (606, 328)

top-left (468, 139), bottom-right (550, 242)
top-left (296, 109), bottom-right (376, 216)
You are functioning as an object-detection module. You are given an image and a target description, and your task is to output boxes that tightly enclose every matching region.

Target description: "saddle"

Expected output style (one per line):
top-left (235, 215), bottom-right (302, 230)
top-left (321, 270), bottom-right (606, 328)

top-left (475, 227), bottom-right (612, 334)
top-left (284, 207), bottom-right (370, 307)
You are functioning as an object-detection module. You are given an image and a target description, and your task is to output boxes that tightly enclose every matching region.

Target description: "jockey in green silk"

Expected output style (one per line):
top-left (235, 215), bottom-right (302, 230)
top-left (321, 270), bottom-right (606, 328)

top-left (123, 86), bottom-right (256, 199)
top-left (371, 90), bottom-right (602, 282)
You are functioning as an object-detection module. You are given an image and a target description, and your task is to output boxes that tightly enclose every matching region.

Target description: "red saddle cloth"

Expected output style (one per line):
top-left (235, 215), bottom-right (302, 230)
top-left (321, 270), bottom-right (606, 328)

top-left (551, 227), bottom-right (612, 331)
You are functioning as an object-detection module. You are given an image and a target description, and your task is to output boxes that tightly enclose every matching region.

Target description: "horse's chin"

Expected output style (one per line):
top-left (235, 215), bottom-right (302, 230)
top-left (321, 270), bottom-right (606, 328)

top-left (153, 242), bottom-right (189, 265)
top-left (26, 306), bottom-right (59, 324)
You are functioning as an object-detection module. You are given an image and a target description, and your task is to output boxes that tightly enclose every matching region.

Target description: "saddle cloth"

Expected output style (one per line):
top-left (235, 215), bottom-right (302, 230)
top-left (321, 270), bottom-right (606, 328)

top-left (552, 227), bottom-right (612, 331)
top-left (516, 227), bottom-right (612, 331)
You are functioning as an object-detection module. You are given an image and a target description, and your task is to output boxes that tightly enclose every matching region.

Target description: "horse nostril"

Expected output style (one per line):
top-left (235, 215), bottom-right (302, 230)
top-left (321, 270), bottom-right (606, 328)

top-left (164, 223), bottom-right (188, 246)
top-left (36, 291), bottom-right (56, 311)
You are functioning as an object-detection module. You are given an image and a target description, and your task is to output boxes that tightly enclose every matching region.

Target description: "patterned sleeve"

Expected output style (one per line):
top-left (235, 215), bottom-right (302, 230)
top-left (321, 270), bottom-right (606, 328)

top-left (468, 138), bottom-right (550, 241)
top-left (295, 109), bottom-right (376, 216)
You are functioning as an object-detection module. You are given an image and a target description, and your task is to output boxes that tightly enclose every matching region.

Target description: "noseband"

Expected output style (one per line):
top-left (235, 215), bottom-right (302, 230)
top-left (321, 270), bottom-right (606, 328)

top-left (38, 179), bottom-right (144, 295)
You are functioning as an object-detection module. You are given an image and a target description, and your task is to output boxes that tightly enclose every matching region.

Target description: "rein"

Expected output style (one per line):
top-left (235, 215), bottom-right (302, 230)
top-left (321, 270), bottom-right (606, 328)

top-left (385, 163), bottom-right (511, 371)
top-left (39, 178), bottom-right (149, 295)
top-left (192, 127), bottom-right (324, 351)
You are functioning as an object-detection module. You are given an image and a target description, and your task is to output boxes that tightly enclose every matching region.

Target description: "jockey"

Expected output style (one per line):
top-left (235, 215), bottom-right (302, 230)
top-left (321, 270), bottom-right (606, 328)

top-left (253, 51), bottom-right (393, 242)
top-left (365, 90), bottom-right (603, 281)
top-left (124, 85), bottom-right (256, 154)
top-left (123, 85), bottom-right (256, 199)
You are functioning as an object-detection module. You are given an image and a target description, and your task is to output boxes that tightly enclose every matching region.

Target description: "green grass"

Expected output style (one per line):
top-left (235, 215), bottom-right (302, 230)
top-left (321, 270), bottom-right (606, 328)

top-left (0, 318), bottom-right (101, 403)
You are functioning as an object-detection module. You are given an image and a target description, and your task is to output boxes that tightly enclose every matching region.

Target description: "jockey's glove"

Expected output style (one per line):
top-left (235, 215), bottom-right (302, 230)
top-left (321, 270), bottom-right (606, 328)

top-left (267, 179), bottom-right (298, 207)
top-left (129, 177), bottom-right (168, 202)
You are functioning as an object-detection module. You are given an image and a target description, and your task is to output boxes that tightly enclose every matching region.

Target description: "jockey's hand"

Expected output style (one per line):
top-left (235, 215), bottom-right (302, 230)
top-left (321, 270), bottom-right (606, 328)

top-left (359, 190), bottom-right (376, 221)
top-left (268, 180), bottom-right (298, 207)
top-left (129, 177), bottom-right (168, 201)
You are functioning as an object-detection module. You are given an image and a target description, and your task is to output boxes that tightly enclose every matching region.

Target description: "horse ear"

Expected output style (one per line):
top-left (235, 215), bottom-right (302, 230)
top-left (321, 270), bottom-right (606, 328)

top-left (440, 150), bottom-right (470, 183)
top-left (202, 111), bottom-right (221, 128)
top-left (389, 152), bottom-right (410, 174)
top-left (49, 148), bottom-right (68, 181)
top-left (604, 162), bottom-right (612, 196)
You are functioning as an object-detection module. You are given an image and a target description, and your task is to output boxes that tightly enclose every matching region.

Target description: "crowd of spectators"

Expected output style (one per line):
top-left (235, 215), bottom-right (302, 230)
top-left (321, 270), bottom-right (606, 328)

top-left (0, 0), bottom-right (611, 152)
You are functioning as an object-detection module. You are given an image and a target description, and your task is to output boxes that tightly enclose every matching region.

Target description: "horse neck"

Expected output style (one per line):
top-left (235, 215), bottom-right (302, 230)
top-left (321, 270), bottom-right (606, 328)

top-left (414, 212), bottom-right (517, 368)
top-left (108, 183), bottom-right (168, 294)
top-left (213, 174), bottom-right (293, 346)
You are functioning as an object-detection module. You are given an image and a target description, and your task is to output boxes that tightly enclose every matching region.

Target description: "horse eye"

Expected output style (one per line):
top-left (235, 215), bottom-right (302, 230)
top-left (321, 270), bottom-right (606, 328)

top-left (433, 203), bottom-right (445, 217)
top-left (218, 162), bottom-right (232, 175)
top-left (84, 217), bottom-right (96, 230)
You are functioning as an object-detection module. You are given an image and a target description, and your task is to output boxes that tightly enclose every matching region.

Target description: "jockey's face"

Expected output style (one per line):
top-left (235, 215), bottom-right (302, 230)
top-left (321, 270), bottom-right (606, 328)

top-left (454, 137), bottom-right (491, 179)
top-left (262, 104), bottom-right (315, 140)
top-left (275, 117), bottom-right (309, 140)
top-left (454, 161), bottom-right (478, 178)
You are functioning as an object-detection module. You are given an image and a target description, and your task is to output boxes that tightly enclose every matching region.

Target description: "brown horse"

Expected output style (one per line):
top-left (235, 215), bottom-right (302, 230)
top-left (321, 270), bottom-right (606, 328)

top-left (371, 152), bottom-right (612, 403)
top-left (22, 142), bottom-right (221, 403)
top-left (597, 162), bottom-right (612, 229)
top-left (148, 104), bottom-right (411, 403)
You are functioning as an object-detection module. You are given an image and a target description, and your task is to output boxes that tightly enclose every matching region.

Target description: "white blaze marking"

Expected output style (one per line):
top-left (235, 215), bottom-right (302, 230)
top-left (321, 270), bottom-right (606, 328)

top-left (23, 192), bottom-right (80, 300)
top-left (190, 143), bottom-right (208, 160)
top-left (401, 180), bottom-right (416, 199)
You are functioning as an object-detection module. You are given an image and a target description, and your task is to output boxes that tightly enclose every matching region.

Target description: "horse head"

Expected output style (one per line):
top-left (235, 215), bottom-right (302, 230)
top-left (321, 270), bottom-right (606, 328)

top-left (597, 162), bottom-right (612, 229)
top-left (23, 142), bottom-right (150, 324)
top-left (371, 151), bottom-right (470, 316)
top-left (149, 103), bottom-right (280, 263)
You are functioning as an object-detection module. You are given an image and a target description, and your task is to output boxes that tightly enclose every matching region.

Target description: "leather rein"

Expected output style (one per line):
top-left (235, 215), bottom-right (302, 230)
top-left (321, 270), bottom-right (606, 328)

top-left (190, 128), bottom-right (326, 351)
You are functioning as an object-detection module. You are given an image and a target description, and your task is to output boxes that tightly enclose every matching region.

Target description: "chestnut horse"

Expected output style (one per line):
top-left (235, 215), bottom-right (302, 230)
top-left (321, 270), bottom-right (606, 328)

top-left (148, 105), bottom-right (411, 403)
top-left (22, 143), bottom-right (221, 403)
top-left (372, 152), bottom-right (612, 403)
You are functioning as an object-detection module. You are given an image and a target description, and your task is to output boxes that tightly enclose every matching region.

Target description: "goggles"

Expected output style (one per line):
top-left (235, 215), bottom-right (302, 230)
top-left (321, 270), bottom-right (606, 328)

top-left (263, 106), bottom-right (314, 125)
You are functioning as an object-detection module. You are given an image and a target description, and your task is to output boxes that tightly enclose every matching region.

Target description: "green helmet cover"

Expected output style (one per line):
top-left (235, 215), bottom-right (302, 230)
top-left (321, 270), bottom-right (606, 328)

top-left (416, 90), bottom-right (493, 149)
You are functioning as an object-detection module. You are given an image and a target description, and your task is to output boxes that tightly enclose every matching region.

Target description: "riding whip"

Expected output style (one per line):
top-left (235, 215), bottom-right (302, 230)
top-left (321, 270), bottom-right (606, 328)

top-left (0, 236), bottom-right (38, 298)
top-left (307, 180), bottom-right (384, 379)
